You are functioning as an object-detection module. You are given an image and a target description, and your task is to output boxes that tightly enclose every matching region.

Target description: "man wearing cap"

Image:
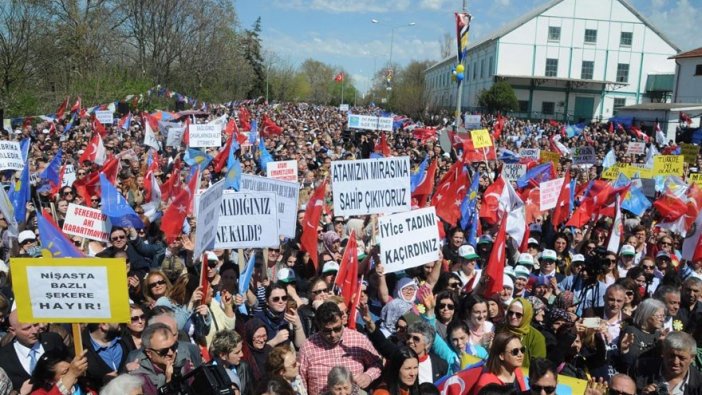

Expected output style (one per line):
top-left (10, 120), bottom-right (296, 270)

top-left (617, 245), bottom-right (637, 277)
top-left (559, 254), bottom-right (587, 293)
top-left (454, 245), bottom-right (481, 292)
top-left (526, 238), bottom-right (541, 268)
top-left (476, 235), bottom-right (493, 262)
top-left (17, 230), bottom-right (39, 257)
top-left (321, 261), bottom-right (339, 287)
top-left (538, 249), bottom-right (564, 283)
top-left (513, 265), bottom-right (532, 298)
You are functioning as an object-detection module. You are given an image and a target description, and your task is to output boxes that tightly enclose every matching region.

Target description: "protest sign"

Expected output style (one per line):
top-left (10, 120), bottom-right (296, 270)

top-left (690, 173), bottom-right (702, 188)
top-left (622, 164), bottom-right (653, 179)
top-left (464, 115), bottom-right (482, 130)
top-left (0, 141), bottom-right (24, 171)
top-left (266, 160), bottom-right (298, 182)
top-left (502, 163), bottom-right (526, 181)
top-left (30, 172), bottom-right (41, 186)
top-left (331, 156), bottom-right (411, 216)
top-left (601, 163), bottom-right (624, 180)
top-left (681, 143), bottom-right (699, 164)
top-left (519, 148), bottom-right (540, 162)
top-left (379, 207), bottom-right (441, 274)
top-left (189, 124), bottom-right (221, 148)
top-left (339, 104), bottom-right (349, 111)
top-left (94, 110), bottom-right (113, 125)
top-left (62, 203), bottom-right (111, 242)
top-left (470, 129), bottom-right (492, 148)
top-left (572, 147), bottom-right (595, 165)
top-left (11, 255), bottom-right (130, 323)
top-left (539, 150), bottom-right (560, 165)
top-left (347, 114), bottom-right (393, 132)
top-left (194, 180), bottom-right (225, 258)
top-left (653, 155), bottom-right (684, 176)
top-left (62, 164), bottom-right (76, 187)
top-left (539, 177), bottom-right (565, 211)
top-left (166, 126), bottom-right (185, 147)
top-left (626, 142), bottom-right (646, 156)
top-left (215, 192), bottom-right (279, 249)
top-left (240, 174), bottom-right (299, 238)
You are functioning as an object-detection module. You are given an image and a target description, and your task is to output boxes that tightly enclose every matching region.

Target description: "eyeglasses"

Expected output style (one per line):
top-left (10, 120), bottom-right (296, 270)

top-left (149, 280), bottom-right (167, 289)
top-left (91, 198), bottom-right (99, 202)
top-left (531, 385), bottom-right (556, 394)
top-left (149, 342), bottom-right (178, 357)
top-left (271, 295), bottom-right (288, 303)
top-left (660, 241), bottom-right (672, 246)
top-left (606, 259), bottom-right (617, 264)
top-left (77, 172), bottom-right (86, 176)
top-left (311, 288), bottom-right (329, 296)
top-left (438, 303), bottom-right (455, 310)
top-left (408, 335), bottom-right (423, 343)
top-left (508, 346), bottom-right (526, 356)
top-left (642, 265), bottom-right (655, 270)
top-left (625, 290), bottom-right (634, 297)
top-left (131, 314), bottom-right (146, 323)
top-left (111, 235), bottom-right (126, 241)
top-left (396, 325), bottom-right (407, 333)
top-left (447, 282), bottom-right (461, 289)
top-left (322, 325), bottom-right (343, 334)
top-left (507, 310), bottom-right (524, 319)
top-left (62, 191), bottom-right (73, 195)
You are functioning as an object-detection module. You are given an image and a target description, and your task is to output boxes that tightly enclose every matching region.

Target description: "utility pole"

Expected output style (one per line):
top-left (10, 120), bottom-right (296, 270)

top-left (455, 0), bottom-right (468, 129)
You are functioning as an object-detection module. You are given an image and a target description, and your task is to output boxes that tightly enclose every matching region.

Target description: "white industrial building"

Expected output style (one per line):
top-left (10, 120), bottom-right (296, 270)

top-left (671, 48), bottom-right (702, 104)
top-left (424, 0), bottom-right (680, 122)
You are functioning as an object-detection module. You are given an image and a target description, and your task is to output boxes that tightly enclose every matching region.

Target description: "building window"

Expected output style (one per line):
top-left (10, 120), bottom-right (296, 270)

top-left (581, 61), bottom-right (594, 80)
top-left (616, 63), bottom-right (630, 83)
top-left (548, 26), bottom-right (561, 42)
top-left (519, 100), bottom-right (529, 113)
top-left (542, 102), bottom-right (555, 115)
top-left (620, 32), bottom-right (633, 47)
top-left (545, 58), bottom-right (558, 77)
top-left (489, 57), bottom-right (494, 77)
top-left (695, 64), bottom-right (702, 76)
top-left (613, 98), bottom-right (626, 111)
top-left (465, 65), bottom-right (470, 80)
top-left (473, 62), bottom-right (477, 79)
top-left (584, 29), bottom-right (597, 44)
top-left (481, 59), bottom-right (485, 79)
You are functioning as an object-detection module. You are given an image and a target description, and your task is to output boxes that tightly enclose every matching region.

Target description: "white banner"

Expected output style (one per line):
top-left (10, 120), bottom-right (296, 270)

top-left (626, 142), bottom-right (646, 156)
top-left (347, 114), bottom-right (393, 132)
top-left (519, 148), bottom-right (540, 161)
top-left (166, 126), bottom-right (185, 147)
top-left (240, 174), bottom-right (299, 239)
top-left (379, 207), bottom-right (441, 274)
top-left (215, 192), bottom-right (279, 249)
top-left (539, 177), bottom-right (565, 211)
top-left (194, 180), bottom-right (225, 258)
top-left (62, 203), bottom-right (112, 242)
top-left (266, 160), bottom-right (298, 182)
top-left (331, 156), bottom-right (411, 216)
top-left (62, 164), bottom-right (76, 187)
top-left (464, 115), bottom-right (482, 130)
top-left (572, 147), bottom-right (596, 165)
top-left (189, 124), bottom-right (221, 148)
top-left (339, 104), bottom-right (349, 111)
top-left (95, 110), bottom-right (113, 125)
top-left (0, 141), bottom-right (24, 171)
top-left (502, 163), bottom-right (526, 181)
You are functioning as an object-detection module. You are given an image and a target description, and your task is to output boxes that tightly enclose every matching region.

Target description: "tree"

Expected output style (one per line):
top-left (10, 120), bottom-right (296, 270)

top-left (300, 59), bottom-right (334, 104)
top-left (440, 32), bottom-right (453, 59)
top-left (392, 60), bottom-right (433, 118)
top-left (478, 81), bottom-right (519, 113)
top-left (243, 17), bottom-right (265, 99)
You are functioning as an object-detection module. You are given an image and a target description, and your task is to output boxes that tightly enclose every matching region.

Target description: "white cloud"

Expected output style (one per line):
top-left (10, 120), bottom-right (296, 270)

top-left (274, 0), bottom-right (411, 13)
top-left (418, 0), bottom-right (454, 10)
top-left (640, 0), bottom-right (701, 51)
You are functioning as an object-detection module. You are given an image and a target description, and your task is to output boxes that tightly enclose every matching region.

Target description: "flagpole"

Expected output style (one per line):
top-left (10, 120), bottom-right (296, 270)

top-left (341, 76), bottom-right (345, 105)
top-left (454, 0), bottom-right (468, 129)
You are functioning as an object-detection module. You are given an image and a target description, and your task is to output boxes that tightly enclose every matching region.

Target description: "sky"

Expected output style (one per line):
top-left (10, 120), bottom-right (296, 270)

top-left (236, 0), bottom-right (702, 94)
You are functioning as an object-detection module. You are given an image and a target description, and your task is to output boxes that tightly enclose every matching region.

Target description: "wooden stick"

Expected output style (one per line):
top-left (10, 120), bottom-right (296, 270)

top-left (71, 323), bottom-right (83, 356)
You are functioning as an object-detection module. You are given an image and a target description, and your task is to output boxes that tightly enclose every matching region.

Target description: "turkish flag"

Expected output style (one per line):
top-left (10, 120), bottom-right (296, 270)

top-left (261, 115), bottom-right (282, 137)
top-left (435, 168), bottom-right (468, 227)
top-left (238, 107), bottom-right (251, 131)
top-left (79, 132), bottom-right (106, 165)
top-left (56, 97), bottom-right (69, 119)
top-left (551, 170), bottom-right (571, 227)
top-left (212, 133), bottom-right (234, 173)
top-left (412, 159), bottom-right (437, 206)
top-left (493, 114), bottom-right (504, 140)
top-left (70, 97), bottom-right (81, 114)
top-left (161, 169), bottom-right (198, 242)
top-left (301, 180), bottom-right (328, 270)
top-left (335, 231), bottom-right (358, 307)
top-left (160, 160), bottom-right (183, 203)
top-left (482, 218), bottom-right (507, 298)
top-left (374, 133), bottom-right (391, 157)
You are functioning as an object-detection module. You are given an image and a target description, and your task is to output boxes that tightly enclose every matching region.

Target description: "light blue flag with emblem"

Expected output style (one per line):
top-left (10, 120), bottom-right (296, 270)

top-left (100, 174), bottom-right (145, 229)
top-left (37, 213), bottom-right (84, 257)
top-left (224, 140), bottom-right (242, 190)
top-left (238, 253), bottom-right (256, 314)
top-left (460, 172), bottom-right (481, 246)
top-left (184, 148), bottom-right (213, 171)
top-left (258, 137), bottom-right (273, 171)
top-left (8, 158), bottom-right (30, 224)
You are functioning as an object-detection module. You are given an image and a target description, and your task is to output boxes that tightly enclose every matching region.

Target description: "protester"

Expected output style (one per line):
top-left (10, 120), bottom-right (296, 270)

top-left (472, 332), bottom-right (527, 394)
top-left (371, 346), bottom-right (419, 395)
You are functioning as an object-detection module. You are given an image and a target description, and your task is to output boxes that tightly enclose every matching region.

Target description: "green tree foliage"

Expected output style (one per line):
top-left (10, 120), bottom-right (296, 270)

top-left (478, 81), bottom-right (519, 113)
top-left (244, 17), bottom-right (265, 99)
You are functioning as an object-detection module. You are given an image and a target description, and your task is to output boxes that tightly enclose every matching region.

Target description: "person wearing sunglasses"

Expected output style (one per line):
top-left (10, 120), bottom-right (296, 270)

top-left (97, 227), bottom-right (165, 274)
top-left (142, 270), bottom-right (173, 308)
top-left (503, 298), bottom-right (546, 369)
top-left (253, 284), bottom-right (306, 350)
top-left (404, 321), bottom-right (447, 384)
top-left (473, 332), bottom-right (527, 395)
top-left (527, 358), bottom-right (558, 395)
top-left (123, 304), bottom-right (147, 353)
top-left (429, 291), bottom-right (458, 341)
top-left (299, 302), bottom-right (382, 395)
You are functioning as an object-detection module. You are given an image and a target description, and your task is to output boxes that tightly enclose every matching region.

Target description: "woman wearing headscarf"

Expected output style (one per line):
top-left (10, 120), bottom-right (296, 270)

top-left (242, 318), bottom-right (273, 381)
top-left (321, 231), bottom-right (342, 261)
top-left (378, 278), bottom-right (418, 337)
top-left (501, 297), bottom-right (546, 368)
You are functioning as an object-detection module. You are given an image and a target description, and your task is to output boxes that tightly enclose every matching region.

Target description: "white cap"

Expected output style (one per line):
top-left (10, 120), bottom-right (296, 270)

top-left (18, 230), bottom-right (36, 244)
top-left (514, 265), bottom-right (531, 280)
top-left (517, 253), bottom-right (535, 267)
top-left (541, 249), bottom-right (557, 261)
top-left (322, 261), bottom-right (340, 274)
top-left (528, 238), bottom-right (540, 246)
top-left (205, 251), bottom-right (218, 262)
top-left (458, 245), bottom-right (479, 260)
top-left (503, 274), bottom-right (514, 289)
top-left (504, 266), bottom-right (516, 279)
top-left (572, 254), bottom-right (586, 263)
top-left (276, 267), bottom-right (296, 283)
top-left (620, 244), bottom-right (636, 256)
top-left (42, 128), bottom-right (50, 134)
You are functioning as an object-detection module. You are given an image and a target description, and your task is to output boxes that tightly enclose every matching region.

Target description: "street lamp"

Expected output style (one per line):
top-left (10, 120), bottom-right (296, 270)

top-left (371, 19), bottom-right (415, 103)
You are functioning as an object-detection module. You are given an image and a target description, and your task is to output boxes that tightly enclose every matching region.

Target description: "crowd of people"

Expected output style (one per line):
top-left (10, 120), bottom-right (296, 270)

top-left (0, 98), bottom-right (697, 395)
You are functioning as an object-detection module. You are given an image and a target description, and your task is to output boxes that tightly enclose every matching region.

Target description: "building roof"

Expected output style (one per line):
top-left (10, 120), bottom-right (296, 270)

top-left (619, 103), bottom-right (702, 111)
top-left (426, 0), bottom-right (680, 71)
top-left (669, 47), bottom-right (702, 59)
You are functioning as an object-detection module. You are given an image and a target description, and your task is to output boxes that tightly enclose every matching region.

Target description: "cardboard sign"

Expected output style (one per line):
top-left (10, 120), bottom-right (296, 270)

top-left (519, 148), bottom-right (540, 162)
top-left (622, 164), bottom-right (653, 179)
top-left (62, 164), bottom-right (76, 187)
top-left (215, 192), bottom-right (279, 249)
top-left (94, 110), bottom-right (113, 125)
top-left (166, 126), bottom-right (185, 147)
top-left (470, 129), bottom-right (492, 148)
top-left (0, 141), bottom-right (24, 171)
top-left (540, 150), bottom-right (560, 165)
top-left (240, 174), bottom-right (299, 238)
top-left (690, 173), bottom-right (702, 188)
top-left (62, 204), bottom-right (111, 242)
top-left (11, 255), bottom-right (130, 323)
top-left (572, 147), bottom-right (596, 165)
top-left (539, 177), bottom-right (565, 211)
top-left (331, 156), bottom-right (412, 216)
top-left (681, 143), bottom-right (699, 164)
top-left (464, 115), bottom-right (482, 130)
top-left (601, 163), bottom-right (623, 180)
top-left (193, 180), bottom-right (225, 258)
top-left (347, 114), bottom-right (393, 132)
top-left (502, 163), bottom-right (526, 181)
top-left (626, 142), bottom-right (646, 156)
top-left (266, 160), bottom-right (298, 182)
top-left (653, 155), bottom-right (684, 176)
top-left (189, 124), bottom-right (221, 148)
top-left (379, 207), bottom-right (441, 274)
top-left (339, 104), bottom-right (349, 111)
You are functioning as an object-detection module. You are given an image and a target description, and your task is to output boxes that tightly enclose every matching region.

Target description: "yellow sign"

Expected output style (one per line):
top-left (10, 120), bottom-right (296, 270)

top-left (602, 163), bottom-right (624, 180)
top-left (11, 252), bottom-right (130, 323)
top-left (470, 129), bottom-right (492, 149)
top-left (653, 155), bottom-right (684, 177)
top-left (690, 173), bottom-right (702, 188)
top-left (622, 164), bottom-right (653, 179)
top-left (540, 150), bottom-right (560, 165)
top-left (681, 143), bottom-right (700, 164)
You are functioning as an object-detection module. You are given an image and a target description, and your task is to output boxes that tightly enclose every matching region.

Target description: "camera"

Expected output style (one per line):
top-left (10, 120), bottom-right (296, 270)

top-left (158, 363), bottom-right (234, 395)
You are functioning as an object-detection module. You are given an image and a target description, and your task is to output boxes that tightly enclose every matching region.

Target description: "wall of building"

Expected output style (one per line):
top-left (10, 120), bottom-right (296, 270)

top-left (673, 58), bottom-right (702, 103)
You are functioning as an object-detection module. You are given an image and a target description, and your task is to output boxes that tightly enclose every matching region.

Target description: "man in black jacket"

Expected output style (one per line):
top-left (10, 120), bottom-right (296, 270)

top-left (97, 227), bottom-right (165, 276)
top-left (633, 331), bottom-right (702, 395)
top-left (210, 330), bottom-right (254, 395)
top-left (82, 322), bottom-right (129, 389)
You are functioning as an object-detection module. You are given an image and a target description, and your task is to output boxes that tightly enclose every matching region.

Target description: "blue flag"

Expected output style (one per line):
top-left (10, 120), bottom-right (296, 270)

top-left (410, 156), bottom-right (429, 193)
top-left (516, 162), bottom-right (553, 189)
top-left (565, 123), bottom-right (585, 138)
top-left (225, 142), bottom-right (242, 190)
top-left (63, 113), bottom-right (77, 134)
top-left (460, 173), bottom-right (481, 246)
top-left (8, 159), bottom-right (30, 224)
top-left (184, 148), bottom-right (213, 171)
top-left (238, 253), bottom-right (256, 314)
top-left (100, 174), bottom-right (145, 229)
top-left (258, 137), bottom-right (273, 171)
top-left (37, 213), bottom-right (84, 257)
top-left (622, 184), bottom-right (652, 216)
top-left (249, 120), bottom-right (258, 145)
top-left (497, 148), bottom-right (520, 163)
top-left (37, 148), bottom-right (63, 193)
